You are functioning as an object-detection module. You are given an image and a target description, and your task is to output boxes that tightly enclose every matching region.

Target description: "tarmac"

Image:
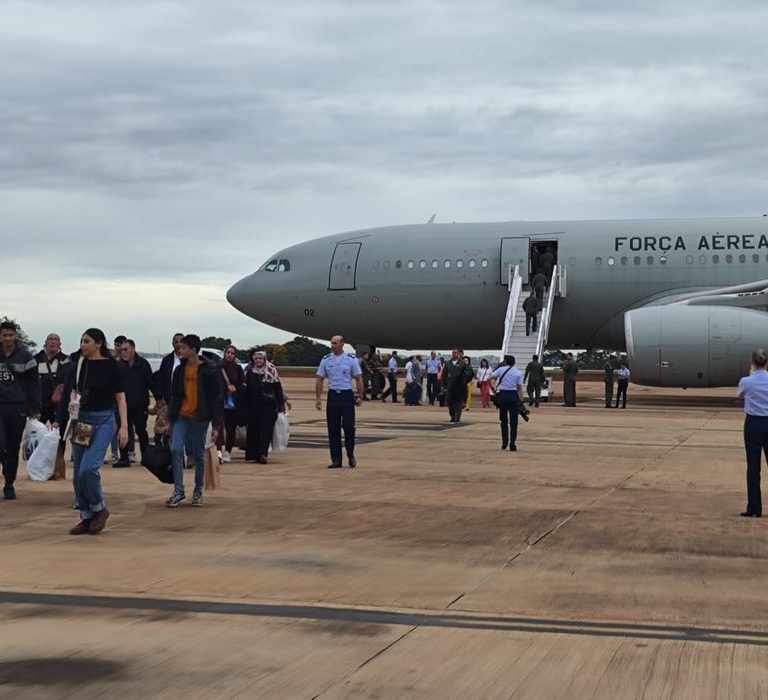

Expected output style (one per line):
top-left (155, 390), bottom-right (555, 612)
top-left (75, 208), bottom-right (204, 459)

top-left (1, 378), bottom-right (766, 699)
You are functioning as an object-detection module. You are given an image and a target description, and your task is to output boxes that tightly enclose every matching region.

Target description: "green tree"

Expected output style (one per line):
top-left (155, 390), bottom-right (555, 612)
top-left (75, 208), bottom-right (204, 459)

top-left (260, 343), bottom-right (288, 366)
top-left (200, 336), bottom-right (232, 351)
top-left (282, 336), bottom-right (330, 366)
top-left (0, 316), bottom-right (37, 351)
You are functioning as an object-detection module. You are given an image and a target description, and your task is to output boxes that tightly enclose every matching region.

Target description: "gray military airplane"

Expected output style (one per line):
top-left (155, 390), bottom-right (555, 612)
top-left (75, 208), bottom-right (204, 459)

top-left (227, 217), bottom-right (768, 388)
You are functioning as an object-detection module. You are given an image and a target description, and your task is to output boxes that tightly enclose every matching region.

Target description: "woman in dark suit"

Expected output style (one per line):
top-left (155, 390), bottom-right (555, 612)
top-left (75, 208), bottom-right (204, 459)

top-left (240, 349), bottom-right (285, 464)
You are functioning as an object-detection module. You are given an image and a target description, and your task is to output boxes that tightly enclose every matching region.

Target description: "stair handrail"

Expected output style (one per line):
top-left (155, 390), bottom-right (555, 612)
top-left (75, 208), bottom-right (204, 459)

top-left (535, 264), bottom-right (558, 358)
top-left (500, 264), bottom-right (523, 361)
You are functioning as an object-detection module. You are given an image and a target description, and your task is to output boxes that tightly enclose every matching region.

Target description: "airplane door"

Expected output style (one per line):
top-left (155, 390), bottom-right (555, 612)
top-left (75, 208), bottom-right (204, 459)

top-left (328, 242), bottom-right (362, 290)
top-left (500, 237), bottom-right (530, 285)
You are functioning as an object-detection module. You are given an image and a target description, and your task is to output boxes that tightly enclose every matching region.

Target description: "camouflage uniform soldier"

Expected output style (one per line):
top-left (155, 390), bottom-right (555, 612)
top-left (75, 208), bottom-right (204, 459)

top-left (524, 354), bottom-right (546, 407)
top-left (561, 353), bottom-right (578, 407)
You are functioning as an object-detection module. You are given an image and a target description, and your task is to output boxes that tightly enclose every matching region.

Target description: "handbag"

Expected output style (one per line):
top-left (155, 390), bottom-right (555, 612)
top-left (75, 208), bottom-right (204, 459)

top-left (141, 443), bottom-right (174, 484)
top-left (71, 420), bottom-right (94, 447)
top-left (204, 443), bottom-right (221, 489)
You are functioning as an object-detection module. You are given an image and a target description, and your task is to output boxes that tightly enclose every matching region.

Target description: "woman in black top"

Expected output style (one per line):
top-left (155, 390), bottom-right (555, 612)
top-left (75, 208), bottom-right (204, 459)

top-left (240, 349), bottom-right (285, 464)
top-left (56, 328), bottom-right (127, 535)
top-left (217, 345), bottom-right (244, 463)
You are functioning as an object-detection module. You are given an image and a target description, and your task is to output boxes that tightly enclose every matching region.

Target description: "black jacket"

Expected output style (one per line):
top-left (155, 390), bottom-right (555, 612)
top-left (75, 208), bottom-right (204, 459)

top-left (34, 350), bottom-right (71, 407)
top-left (168, 357), bottom-right (223, 429)
top-left (153, 352), bottom-right (179, 404)
top-left (118, 355), bottom-right (156, 409)
top-left (0, 341), bottom-right (41, 413)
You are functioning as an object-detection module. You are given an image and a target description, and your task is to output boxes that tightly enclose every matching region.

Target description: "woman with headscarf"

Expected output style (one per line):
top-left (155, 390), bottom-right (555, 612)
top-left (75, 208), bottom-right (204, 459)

top-left (217, 344), bottom-right (244, 463)
top-left (241, 348), bottom-right (285, 464)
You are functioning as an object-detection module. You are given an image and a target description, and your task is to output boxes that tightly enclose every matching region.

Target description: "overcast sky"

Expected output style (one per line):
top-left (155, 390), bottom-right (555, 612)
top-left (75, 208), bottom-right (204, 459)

top-left (3, 0), bottom-right (767, 353)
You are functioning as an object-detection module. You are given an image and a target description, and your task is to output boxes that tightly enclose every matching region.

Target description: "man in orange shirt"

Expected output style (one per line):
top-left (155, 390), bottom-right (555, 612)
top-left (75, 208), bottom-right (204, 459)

top-left (166, 334), bottom-right (223, 507)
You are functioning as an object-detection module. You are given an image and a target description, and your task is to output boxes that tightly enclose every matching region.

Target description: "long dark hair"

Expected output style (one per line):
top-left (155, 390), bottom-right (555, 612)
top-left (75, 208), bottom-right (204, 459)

top-left (82, 328), bottom-right (111, 358)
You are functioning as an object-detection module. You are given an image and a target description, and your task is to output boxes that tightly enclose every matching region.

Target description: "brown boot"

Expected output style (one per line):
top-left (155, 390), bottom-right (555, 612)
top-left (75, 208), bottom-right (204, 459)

top-left (88, 508), bottom-right (110, 535)
top-left (69, 519), bottom-right (92, 535)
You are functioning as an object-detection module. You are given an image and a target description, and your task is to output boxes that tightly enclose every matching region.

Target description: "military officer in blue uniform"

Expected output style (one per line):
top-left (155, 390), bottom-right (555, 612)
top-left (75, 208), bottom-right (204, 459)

top-left (316, 335), bottom-right (364, 468)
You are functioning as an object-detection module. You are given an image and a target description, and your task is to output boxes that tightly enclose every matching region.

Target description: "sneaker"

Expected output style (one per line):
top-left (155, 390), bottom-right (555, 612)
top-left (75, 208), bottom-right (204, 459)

top-left (110, 454), bottom-right (119, 465)
top-left (3, 484), bottom-right (16, 500)
top-left (165, 492), bottom-right (185, 508)
top-left (128, 452), bottom-right (136, 464)
top-left (113, 459), bottom-right (130, 468)
top-left (192, 491), bottom-right (204, 507)
top-left (216, 450), bottom-right (222, 462)
top-left (221, 450), bottom-right (231, 464)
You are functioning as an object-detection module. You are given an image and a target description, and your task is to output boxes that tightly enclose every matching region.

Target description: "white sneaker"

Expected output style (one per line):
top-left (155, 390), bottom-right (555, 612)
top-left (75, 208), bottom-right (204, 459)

top-left (221, 450), bottom-right (231, 464)
top-left (216, 450), bottom-right (222, 462)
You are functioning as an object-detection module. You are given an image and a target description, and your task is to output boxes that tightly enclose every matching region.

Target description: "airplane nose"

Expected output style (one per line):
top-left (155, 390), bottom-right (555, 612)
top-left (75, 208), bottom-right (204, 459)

top-left (226, 275), bottom-right (251, 314)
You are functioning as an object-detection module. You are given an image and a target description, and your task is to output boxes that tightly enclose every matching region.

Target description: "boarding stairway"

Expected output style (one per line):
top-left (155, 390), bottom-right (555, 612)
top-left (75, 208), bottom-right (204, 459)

top-left (500, 264), bottom-right (564, 363)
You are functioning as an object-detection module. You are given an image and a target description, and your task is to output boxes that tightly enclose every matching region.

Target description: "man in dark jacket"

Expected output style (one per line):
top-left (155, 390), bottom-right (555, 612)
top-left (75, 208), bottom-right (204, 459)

top-left (0, 321), bottom-right (41, 499)
top-left (524, 354), bottom-right (546, 407)
top-left (442, 349), bottom-right (474, 423)
top-left (34, 333), bottom-right (70, 427)
top-left (522, 290), bottom-right (540, 336)
top-left (165, 334), bottom-right (223, 508)
top-left (152, 332), bottom-right (184, 446)
top-left (116, 339), bottom-right (157, 467)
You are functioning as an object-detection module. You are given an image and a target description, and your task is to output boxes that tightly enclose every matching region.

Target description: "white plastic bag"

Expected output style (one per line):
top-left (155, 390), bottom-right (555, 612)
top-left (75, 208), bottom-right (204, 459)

top-left (22, 419), bottom-right (48, 461)
top-left (26, 428), bottom-right (60, 481)
top-left (271, 412), bottom-right (290, 452)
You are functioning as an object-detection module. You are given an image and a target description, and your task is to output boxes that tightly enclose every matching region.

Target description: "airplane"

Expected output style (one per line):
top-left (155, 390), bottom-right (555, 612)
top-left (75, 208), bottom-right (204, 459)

top-left (226, 217), bottom-right (768, 388)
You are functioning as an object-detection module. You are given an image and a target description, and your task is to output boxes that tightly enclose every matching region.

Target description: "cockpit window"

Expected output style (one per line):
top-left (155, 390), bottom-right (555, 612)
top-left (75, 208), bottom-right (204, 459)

top-left (262, 259), bottom-right (291, 272)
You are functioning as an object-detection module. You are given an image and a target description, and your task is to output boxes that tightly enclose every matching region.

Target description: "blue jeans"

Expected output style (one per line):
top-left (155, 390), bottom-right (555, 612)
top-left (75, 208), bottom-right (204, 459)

top-left (170, 417), bottom-right (207, 495)
top-left (72, 409), bottom-right (114, 519)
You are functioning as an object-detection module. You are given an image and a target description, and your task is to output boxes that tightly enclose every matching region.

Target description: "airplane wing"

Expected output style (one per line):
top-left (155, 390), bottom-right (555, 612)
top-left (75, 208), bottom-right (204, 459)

top-left (643, 278), bottom-right (768, 310)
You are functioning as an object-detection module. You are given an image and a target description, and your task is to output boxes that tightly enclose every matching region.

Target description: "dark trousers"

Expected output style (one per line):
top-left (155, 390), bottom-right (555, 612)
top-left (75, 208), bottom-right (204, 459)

top-left (447, 386), bottom-right (464, 422)
top-left (246, 408), bottom-right (277, 461)
top-left (381, 373), bottom-right (398, 402)
top-left (564, 379), bottom-right (576, 406)
top-left (525, 312), bottom-right (538, 335)
top-left (527, 382), bottom-right (542, 406)
top-left (427, 374), bottom-right (439, 405)
top-left (498, 391), bottom-right (520, 447)
top-left (0, 404), bottom-right (26, 485)
top-left (744, 415), bottom-right (768, 515)
top-left (615, 379), bottom-right (628, 408)
top-left (604, 379), bottom-right (614, 407)
top-left (121, 405), bottom-right (148, 461)
top-left (327, 390), bottom-right (355, 463)
top-left (216, 409), bottom-right (238, 452)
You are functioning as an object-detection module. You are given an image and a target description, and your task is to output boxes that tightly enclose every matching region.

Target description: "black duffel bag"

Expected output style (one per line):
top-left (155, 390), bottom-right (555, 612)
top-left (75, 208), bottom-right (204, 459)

top-left (141, 443), bottom-right (174, 484)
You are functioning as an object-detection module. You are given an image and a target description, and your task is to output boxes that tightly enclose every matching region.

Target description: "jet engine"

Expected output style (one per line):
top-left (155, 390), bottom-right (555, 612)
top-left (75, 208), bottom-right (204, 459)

top-left (625, 305), bottom-right (768, 387)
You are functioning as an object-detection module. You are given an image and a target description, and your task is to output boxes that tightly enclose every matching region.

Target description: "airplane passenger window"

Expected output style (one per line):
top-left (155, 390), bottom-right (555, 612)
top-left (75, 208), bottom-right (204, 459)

top-left (712, 255), bottom-right (719, 264)
top-left (739, 254), bottom-right (746, 263)
top-left (374, 260), bottom-right (380, 270)
top-left (264, 260), bottom-right (278, 272)
top-left (383, 260), bottom-right (391, 270)
top-left (431, 260), bottom-right (439, 269)
top-left (634, 256), bottom-right (641, 265)
top-left (725, 254), bottom-right (733, 264)
top-left (607, 257), bottom-right (615, 266)
top-left (468, 259), bottom-right (476, 268)
top-left (753, 254), bottom-right (760, 263)
top-left (646, 256), bottom-right (653, 265)
top-left (686, 255), bottom-right (693, 264)
top-left (456, 260), bottom-right (464, 268)
top-left (659, 255), bottom-right (667, 265)
top-left (419, 260), bottom-right (427, 269)
top-left (699, 255), bottom-right (707, 264)
top-left (444, 260), bottom-right (451, 268)
top-left (407, 260), bottom-right (415, 269)
top-left (278, 259), bottom-right (290, 272)
top-left (621, 256), bottom-right (628, 265)
top-left (595, 257), bottom-right (603, 265)
top-left (481, 259), bottom-right (488, 268)
top-left (395, 260), bottom-right (402, 269)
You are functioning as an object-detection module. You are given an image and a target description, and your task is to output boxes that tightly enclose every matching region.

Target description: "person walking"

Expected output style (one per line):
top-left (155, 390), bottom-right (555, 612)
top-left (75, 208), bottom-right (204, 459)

top-left (425, 351), bottom-right (440, 405)
top-left (241, 349), bottom-right (285, 464)
top-left (522, 290), bottom-right (539, 336)
top-left (614, 360), bottom-right (630, 409)
top-left (524, 354), bottom-right (546, 407)
top-left (442, 349), bottom-right (473, 423)
top-left (115, 339), bottom-right (156, 467)
top-left (737, 349), bottom-right (768, 517)
top-left (603, 355), bottom-right (617, 408)
top-left (35, 333), bottom-right (70, 428)
top-left (476, 358), bottom-right (493, 408)
top-left (531, 270), bottom-right (548, 307)
top-left (0, 320), bottom-right (41, 500)
top-left (380, 351), bottom-right (399, 403)
top-left (463, 356), bottom-right (474, 411)
top-left (491, 354), bottom-right (525, 451)
top-left (55, 328), bottom-right (127, 534)
top-left (152, 332), bottom-right (184, 446)
top-left (166, 334), bottom-right (223, 508)
top-left (218, 344), bottom-right (244, 462)
top-left (316, 335), bottom-right (363, 468)
top-left (562, 353), bottom-right (578, 407)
